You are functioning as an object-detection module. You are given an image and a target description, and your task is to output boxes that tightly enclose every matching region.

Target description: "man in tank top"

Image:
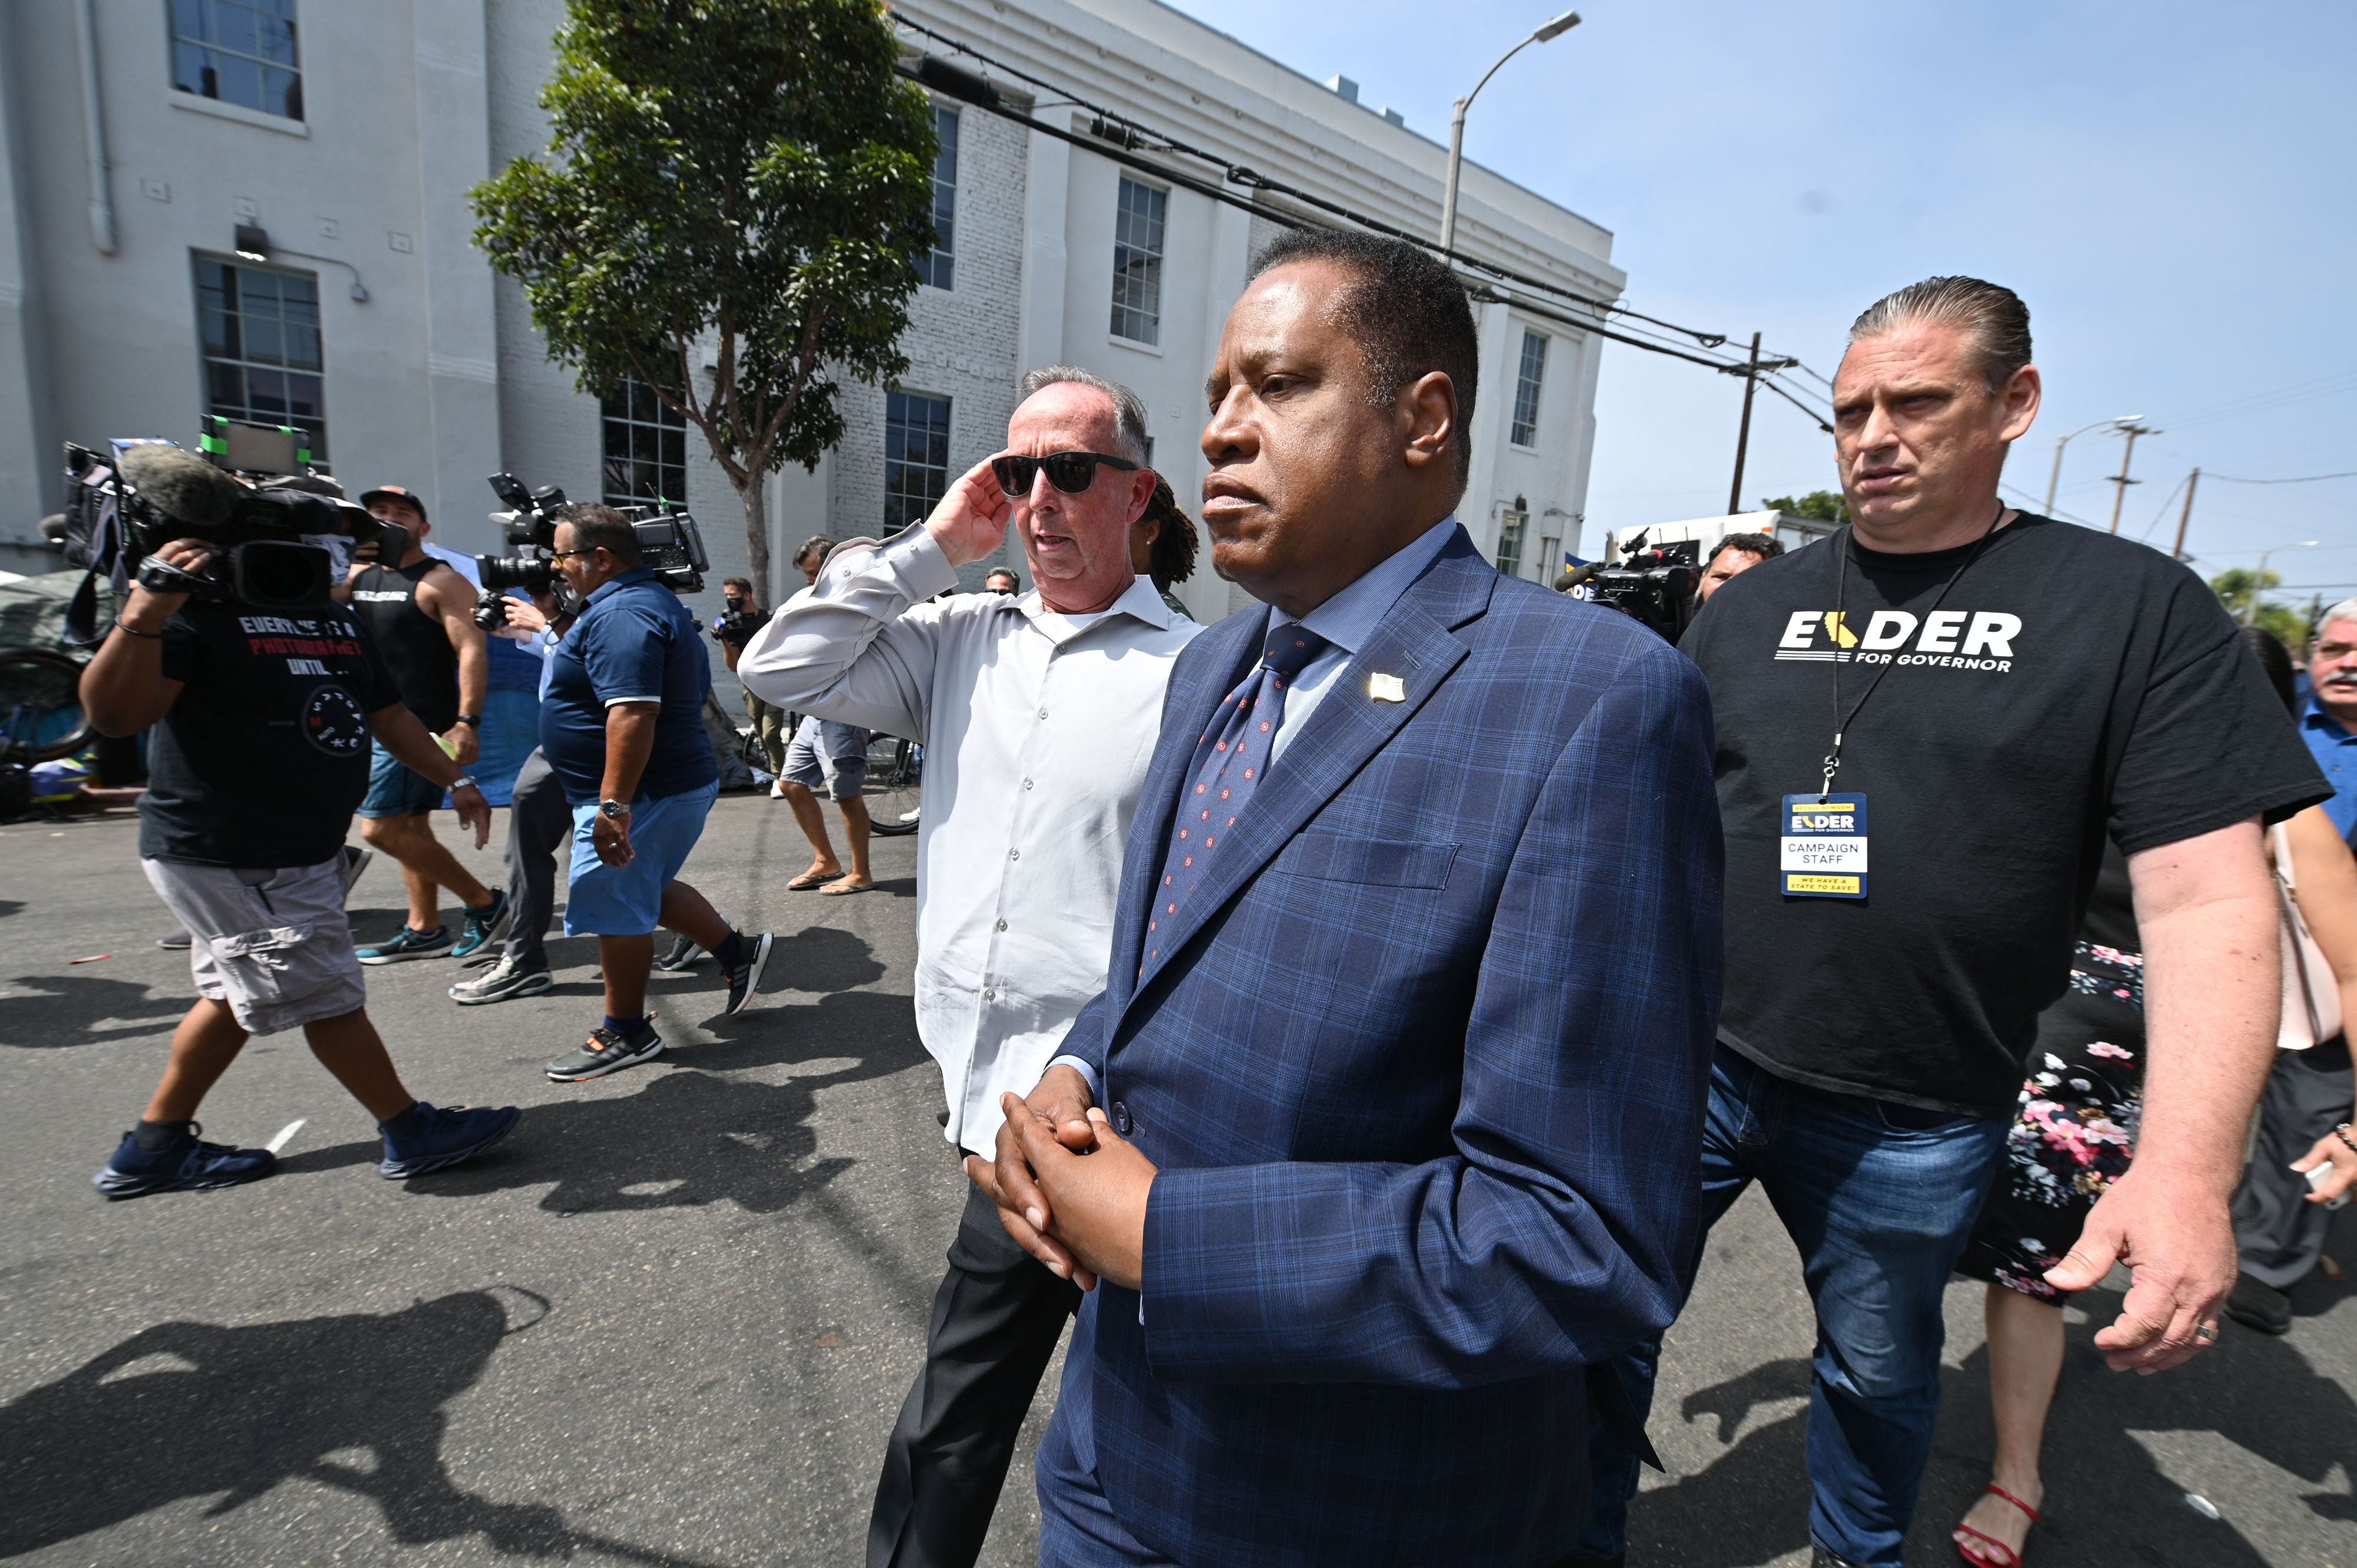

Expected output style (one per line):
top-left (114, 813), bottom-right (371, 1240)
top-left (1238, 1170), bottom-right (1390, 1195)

top-left (344, 484), bottom-right (511, 963)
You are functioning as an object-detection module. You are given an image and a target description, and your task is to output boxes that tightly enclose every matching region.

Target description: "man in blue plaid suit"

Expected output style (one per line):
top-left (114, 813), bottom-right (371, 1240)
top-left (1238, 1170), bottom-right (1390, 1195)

top-left (970, 232), bottom-right (1722, 1567)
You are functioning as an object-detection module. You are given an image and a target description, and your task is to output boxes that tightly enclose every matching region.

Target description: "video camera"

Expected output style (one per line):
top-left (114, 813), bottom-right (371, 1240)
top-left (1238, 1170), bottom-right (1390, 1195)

top-left (1564, 530), bottom-right (1702, 643)
top-left (471, 471), bottom-right (711, 630)
top-left (57, 431), bottom-right (398, 643)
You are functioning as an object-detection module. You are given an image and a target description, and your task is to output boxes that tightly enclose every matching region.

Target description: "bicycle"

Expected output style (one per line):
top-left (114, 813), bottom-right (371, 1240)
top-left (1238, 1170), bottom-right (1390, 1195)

top-left (0, 645), bottom-right (94, 764)
top-left (864, 733), bottom-right (922, 836)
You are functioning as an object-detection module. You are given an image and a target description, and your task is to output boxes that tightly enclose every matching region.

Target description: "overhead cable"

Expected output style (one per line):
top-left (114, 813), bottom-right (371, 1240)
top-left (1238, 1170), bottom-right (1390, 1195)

top-left (2207, 470), bottom-right (2357, 484)
top-left (892, 14), bottom-right (1773, 359)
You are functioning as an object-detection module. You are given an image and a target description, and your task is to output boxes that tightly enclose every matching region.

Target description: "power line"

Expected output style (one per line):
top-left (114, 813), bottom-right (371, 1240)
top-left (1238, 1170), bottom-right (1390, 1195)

top-left (891, 15), bottom-right (1803, 370)
top-left (2207, 470), bottom-right (2357, 484)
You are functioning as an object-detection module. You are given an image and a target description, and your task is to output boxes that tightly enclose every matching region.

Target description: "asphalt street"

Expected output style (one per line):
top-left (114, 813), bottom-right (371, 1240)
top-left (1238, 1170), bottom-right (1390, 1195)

top-left (2, 795), bottom-right (2351, 1567)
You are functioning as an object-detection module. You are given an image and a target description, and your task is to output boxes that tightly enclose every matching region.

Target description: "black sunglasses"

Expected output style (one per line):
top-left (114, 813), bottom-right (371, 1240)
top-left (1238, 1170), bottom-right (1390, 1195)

top-left (992, 450), bottom-right (1140, 497)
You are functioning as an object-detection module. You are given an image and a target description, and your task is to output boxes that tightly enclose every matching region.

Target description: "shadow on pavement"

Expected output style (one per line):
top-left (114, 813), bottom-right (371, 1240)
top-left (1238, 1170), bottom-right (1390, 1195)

top-left (281, 989), bottom-right (927, 1217)
top-left (0, 970), bottom-right (183, 1049)
top-left (0, 1288), bottom-right (725, 1566)
top-left (1628, 1282), bottom-right (2357, 1564)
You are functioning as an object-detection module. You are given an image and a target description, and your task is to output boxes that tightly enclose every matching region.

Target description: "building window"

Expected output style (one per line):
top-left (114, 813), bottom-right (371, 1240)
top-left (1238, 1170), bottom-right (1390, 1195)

top-left (1510, 330), bottom-right (1547, 448)
top-left (1110, 177), bottom-right (1167, 345)
top-left (170, 0), bottom-right (303, 121)
top-left (916, 105), bottom-right (959, 290)
top-left (886, 391), bottom-right (952, 532)
top-left (602, 378), bottom-right (689, 506)
top-left (1496, 509), bottom-right (1527, 579)
top-left (197, 256), bottom-right (326, 459)
top-left (1537, 532), bottom-right (1560, 580)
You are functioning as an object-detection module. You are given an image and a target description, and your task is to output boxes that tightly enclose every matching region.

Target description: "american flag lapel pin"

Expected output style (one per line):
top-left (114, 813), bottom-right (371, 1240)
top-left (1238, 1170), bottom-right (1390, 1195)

top-left (1368, 672), bottom-right (1406, 703)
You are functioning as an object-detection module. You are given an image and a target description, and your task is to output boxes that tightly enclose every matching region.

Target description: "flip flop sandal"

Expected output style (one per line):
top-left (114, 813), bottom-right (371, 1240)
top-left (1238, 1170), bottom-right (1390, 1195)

top-left (785, 873), bottom-right (834, 891)
top-left (1955, 1483), bottom-right (2039, 1568)
top-left (819, 881), bottom-right (874, 896)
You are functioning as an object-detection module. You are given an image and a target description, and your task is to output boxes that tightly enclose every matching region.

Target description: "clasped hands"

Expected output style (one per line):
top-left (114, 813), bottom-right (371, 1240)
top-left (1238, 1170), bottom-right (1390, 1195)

top-left (965, 1065), bottom-right (1155, 1292)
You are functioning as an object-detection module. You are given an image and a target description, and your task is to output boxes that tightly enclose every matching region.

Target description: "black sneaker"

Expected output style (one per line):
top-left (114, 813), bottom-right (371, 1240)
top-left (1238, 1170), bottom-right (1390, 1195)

top-left (450, 888), bottom-right (513, 960)
top-left (156, 930), bottom-right (193, 951)
top-left (2226, 1272), bottom-right (2292, 1335)
top-left (94, 1124), bottom-right (274, 1199)
top-left (448, 954), bottom-right (554, 1006)
top-left (378, 1102), bottom-right (520, 1179)
top-left (655, 933), bottom-right (703, 971)
top-left (544, 1021), bottom-right (664, 1082)
top-left (723, 932), bottom-right (775, 1016)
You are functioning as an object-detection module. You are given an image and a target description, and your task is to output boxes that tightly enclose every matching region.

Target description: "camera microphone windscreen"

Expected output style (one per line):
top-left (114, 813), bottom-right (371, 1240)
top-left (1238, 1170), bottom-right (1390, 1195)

top-left (118, 444), bottom-right (245, 527)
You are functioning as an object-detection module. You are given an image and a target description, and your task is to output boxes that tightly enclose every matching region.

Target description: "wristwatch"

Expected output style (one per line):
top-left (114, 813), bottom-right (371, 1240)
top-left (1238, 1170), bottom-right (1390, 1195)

top-left (454, 714), bottom-right (482, 728)
top-left (448, 775), bottom-right (478, 793)
top-left (598, 799), bottom-right (632, 820)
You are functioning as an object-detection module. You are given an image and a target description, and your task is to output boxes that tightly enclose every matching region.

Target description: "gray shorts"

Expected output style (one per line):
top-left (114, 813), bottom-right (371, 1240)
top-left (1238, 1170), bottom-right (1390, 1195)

top-left (141, 857), bottom-right (367, 1035)
top-left (784, 714), bottom-right (870, 801)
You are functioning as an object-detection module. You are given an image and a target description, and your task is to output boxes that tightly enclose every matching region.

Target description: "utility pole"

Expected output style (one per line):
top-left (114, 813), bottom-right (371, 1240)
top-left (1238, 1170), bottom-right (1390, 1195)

top-left (1727, 332), bottom-right (1762, 516)
top-left (2170, 467), bottom-right (2200, 560)
top-left (2105, 421), bottom-right (2158, 533)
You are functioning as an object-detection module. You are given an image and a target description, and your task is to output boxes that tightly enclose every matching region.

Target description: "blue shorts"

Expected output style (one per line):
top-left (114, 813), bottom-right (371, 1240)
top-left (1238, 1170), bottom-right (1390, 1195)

top-left (358, 741), bottom-right (447, 818)
top-left (563, 781), bottom-right (718, 936)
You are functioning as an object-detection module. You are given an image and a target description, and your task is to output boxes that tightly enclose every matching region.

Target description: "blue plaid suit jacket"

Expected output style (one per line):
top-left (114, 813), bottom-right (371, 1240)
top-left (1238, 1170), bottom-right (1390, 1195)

top-left (1054, 528), bottom-right (1723, 1567)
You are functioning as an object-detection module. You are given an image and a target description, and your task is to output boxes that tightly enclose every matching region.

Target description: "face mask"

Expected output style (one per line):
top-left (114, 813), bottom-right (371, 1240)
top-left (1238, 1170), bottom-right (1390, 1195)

top-left (301, 533), bottom-right (354, 577)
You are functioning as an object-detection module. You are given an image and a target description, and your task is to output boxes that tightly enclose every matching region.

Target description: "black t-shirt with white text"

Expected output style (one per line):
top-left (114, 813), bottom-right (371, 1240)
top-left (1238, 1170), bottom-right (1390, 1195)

top-left (140, 599), bottom-right (404, 868)
top-left (1681, 514), bottom-right (2326, 1117)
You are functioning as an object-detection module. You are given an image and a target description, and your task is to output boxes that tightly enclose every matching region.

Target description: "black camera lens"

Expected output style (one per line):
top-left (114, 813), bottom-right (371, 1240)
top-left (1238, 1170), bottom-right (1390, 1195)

top-left (477, 554), bottom-right (555, 593)
top-left (229, 540), bottom-right (333, 609)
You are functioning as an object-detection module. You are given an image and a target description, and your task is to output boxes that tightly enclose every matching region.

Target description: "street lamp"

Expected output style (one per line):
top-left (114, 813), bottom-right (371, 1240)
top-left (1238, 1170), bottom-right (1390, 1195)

top-left (1438, 11), bottom-right (1580, 254)
top-left (2245, 540), bottom-right (2320, 625)
top-left (2042, 414), bottom-right (2141, 516)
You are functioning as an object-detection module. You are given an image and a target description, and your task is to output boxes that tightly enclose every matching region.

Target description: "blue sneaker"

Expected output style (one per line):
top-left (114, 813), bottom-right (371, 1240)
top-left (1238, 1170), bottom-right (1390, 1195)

top-left (378, 1102), bottom-right (520, 1179)
top-left (358, 926), bottom-right (453, 965)
top-left (450, 888), bottom-right (513, 961)
top-left (94, 1124), bottom-right (275, 1199)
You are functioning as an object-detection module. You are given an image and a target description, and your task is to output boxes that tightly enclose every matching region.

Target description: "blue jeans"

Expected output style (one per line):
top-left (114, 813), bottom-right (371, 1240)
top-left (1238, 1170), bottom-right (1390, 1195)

top-left (1579, 1045), bottom-right (2008, 1567)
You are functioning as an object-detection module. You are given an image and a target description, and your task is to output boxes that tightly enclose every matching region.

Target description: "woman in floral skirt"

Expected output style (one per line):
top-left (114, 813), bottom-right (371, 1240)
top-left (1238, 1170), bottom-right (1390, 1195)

top-left (1948, 840), bottom-right (2142, 1567)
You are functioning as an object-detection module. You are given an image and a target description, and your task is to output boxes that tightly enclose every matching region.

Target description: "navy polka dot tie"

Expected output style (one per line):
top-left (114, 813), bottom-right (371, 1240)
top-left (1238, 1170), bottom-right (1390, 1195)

top-left (1143, 622), bottom-right (1332, 973)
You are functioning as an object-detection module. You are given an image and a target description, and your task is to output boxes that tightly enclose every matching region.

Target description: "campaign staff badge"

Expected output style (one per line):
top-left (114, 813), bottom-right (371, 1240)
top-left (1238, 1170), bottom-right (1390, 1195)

top-left (1781, 793), bottom-right (1867, 899)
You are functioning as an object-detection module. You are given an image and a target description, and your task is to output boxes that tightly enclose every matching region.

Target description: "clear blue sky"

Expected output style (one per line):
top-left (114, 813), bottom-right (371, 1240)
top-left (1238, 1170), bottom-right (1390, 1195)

top-left (1164, 0), bottom-right (2357, 597)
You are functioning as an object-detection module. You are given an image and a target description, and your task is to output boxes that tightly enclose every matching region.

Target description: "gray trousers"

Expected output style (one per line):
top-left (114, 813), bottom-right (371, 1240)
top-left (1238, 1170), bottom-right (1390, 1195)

top-left (2233, 1035), bottom-right (2355, 1289)
top-left (502, 747), bottom-right (570, 973)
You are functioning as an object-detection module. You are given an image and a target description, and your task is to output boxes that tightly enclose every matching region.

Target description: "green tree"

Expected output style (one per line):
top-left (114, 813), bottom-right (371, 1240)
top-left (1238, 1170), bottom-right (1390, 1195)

top-left (2210, 567), bottom-right (2309, 651)
top-left (1759, 490), bottom-right (1847, 523)
top-left (470, 0), bottom-right (937, 588)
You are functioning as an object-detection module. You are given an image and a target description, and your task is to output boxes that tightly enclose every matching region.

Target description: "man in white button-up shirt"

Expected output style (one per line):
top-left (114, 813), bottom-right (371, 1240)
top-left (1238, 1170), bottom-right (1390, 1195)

top-left (739, 367), bottom-right (1199, 1568)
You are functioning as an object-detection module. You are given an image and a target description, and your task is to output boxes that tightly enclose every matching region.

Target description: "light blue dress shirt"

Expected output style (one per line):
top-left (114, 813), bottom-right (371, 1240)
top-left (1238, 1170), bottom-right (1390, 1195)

top-left (1266, 514), bottom-right (1460, 768)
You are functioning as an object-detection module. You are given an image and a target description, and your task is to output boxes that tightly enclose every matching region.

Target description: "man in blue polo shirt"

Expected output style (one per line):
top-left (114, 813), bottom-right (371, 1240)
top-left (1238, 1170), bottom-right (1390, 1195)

top-left (2299, 600), bottom-right (2357, 842)
top-left (537, 504), bottom-right (774, 1081)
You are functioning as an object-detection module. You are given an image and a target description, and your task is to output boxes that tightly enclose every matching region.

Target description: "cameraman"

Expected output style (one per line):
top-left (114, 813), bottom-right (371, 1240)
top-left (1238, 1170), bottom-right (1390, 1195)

top-left (80, 536), bottom-right (522, 1196)
top-left (346, 484), bottom-right (510, 963)
top-left (537, 506), bottom-right (775, 1081)
top-left (449, 587), bottom-right (570, 1006)
top-left (711, 576), bottom-right (785, 787)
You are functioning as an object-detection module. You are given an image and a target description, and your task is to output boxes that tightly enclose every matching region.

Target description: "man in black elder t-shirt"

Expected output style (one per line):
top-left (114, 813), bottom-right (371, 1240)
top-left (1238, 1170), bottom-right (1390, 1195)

top-left (1576, 278), bottom-right (2328, 1568)
top-left (78, 536), bottom-right (523, 1198)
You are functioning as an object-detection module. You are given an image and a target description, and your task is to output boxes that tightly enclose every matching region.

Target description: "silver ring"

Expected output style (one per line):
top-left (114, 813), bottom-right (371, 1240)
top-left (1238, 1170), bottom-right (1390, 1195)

top-left (2193, 1322), bottom-right (2219, 1345)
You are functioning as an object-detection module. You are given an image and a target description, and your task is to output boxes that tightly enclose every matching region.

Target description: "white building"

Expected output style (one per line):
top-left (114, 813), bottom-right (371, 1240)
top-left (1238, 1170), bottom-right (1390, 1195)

top-left (0, 0), bottom-right (1622, 631)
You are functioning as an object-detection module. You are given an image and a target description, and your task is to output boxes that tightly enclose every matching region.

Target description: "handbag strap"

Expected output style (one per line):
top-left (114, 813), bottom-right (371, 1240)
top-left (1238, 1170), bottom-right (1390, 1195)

top-left (2277, 866), bottom-right (2329, 1045)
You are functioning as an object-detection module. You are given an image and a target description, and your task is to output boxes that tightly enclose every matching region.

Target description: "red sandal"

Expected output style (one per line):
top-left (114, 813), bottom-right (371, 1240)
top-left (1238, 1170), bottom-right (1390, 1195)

top-left (1954, 1483), bottom-right (2040, 1567)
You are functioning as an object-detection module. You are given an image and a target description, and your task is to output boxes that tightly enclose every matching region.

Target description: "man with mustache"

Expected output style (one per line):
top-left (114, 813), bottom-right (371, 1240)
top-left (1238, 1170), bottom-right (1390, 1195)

top-left (2297, 602), bottom-right (2357, 844)
top-left (738, 368), bottom-right (1197, 1568)
top-left (973, 232), bottom-right (1721, 1567)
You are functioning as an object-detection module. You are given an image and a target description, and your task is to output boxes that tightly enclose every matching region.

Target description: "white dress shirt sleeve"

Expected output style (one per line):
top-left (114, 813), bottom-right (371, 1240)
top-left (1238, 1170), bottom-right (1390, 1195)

top-left (737, 530), bottom-right (963, 738)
